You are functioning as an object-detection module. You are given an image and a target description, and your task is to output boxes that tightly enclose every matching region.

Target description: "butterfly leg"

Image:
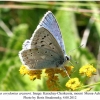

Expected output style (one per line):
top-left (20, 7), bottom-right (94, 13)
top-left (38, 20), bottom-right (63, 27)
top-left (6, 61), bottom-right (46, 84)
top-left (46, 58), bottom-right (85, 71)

top-left (63, 67), bottom-right (70, 79)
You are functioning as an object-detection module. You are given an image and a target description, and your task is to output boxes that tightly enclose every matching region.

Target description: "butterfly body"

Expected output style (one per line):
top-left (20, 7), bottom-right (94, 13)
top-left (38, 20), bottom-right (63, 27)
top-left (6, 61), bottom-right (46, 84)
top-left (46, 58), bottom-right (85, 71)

top-left (19, 11), bottom-right (69, 70)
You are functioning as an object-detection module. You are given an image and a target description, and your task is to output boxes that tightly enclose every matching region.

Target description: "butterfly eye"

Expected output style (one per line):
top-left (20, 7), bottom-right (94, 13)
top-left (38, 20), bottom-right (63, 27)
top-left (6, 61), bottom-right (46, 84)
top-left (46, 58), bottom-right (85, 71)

top-left (66, 56), bottom-right (70, 60)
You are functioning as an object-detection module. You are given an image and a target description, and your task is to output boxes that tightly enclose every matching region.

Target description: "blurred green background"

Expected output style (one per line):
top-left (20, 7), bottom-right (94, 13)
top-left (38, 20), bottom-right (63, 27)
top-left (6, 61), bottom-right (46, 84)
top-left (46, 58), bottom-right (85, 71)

top-left (0, 1), bottom-right (100, 91)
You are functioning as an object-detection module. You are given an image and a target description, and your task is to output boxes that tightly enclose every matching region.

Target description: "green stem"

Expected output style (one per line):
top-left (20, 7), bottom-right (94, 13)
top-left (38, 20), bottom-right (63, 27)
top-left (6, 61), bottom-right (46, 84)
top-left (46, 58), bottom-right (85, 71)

top-left (78, 81), bottom-right (100, 89)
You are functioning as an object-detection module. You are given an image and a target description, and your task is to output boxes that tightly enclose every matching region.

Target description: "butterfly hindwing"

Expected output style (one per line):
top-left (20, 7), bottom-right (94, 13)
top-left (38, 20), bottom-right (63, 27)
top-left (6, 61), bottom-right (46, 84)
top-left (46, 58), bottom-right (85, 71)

top-left (22, 40), bottom-right (31, 50)
top-left (19, 47), bottom-right (64, 69)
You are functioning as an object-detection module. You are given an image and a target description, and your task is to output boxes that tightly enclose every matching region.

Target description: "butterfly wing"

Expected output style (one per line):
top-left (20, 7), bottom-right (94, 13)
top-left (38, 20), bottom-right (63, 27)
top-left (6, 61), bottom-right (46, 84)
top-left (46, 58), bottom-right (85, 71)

top-left (19, 27), bottom-right (65, 69)
top-left (22, 40), bottom-right (31, 50)
top-left (31, 11), bottom-right (66, 54)
top-left (19, 48), bottom-right (65, 69)
top-left (30, 27), bottom-right (64, 54)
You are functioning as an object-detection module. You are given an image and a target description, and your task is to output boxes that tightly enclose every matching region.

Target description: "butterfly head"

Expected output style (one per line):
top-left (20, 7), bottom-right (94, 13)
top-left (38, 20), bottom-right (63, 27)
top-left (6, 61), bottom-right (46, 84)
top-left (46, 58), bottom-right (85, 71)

top-left (65, 55), bottom-right (70, 61)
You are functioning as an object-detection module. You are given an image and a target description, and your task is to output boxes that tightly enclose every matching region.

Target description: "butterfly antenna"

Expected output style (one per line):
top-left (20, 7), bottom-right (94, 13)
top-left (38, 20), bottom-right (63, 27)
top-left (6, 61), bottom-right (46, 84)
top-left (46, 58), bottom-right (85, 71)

top-left (69, 60), bottom-right (74, 66)
top-left (67, 44), bottom-right (84, 66)
top-left (63, 67), bottom-right (71, 79)
top-left (67, 44), bottom-right (84, 55)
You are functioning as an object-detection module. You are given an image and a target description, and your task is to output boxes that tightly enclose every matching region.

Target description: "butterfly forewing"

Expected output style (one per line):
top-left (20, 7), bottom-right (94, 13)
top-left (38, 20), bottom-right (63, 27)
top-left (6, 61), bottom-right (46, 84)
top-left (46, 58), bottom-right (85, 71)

top-left (31, 27), bottom-right (64, 55)
top-left (32, 11), bottom-right (66, 54)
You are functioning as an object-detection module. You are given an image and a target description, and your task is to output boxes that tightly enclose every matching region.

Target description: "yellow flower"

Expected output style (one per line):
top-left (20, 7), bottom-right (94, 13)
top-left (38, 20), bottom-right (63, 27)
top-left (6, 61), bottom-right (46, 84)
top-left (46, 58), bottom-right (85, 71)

top-left (19, 65), bottom-right (74, 90)
top-left (27, 69), bottom-right (42, 76)
top-left (46, 77), bottom-right (59, 91)
top-left (19, 65), bottom-right (42, 80)
top-left (19, 65), bottom-right (28, 75)
top-left (45, 68), bottom-right (60, 91)
top-left (29, 75), bottom-right (37, 80)
top-left (64, 66), bottom-right (74, 74)
top-left (60, 66), bottom-right (74, 77)
top-left (79, 64), bottom-right (96, 77)
top-left (66, 78), bottom-right (80, 90)
top-left (28, 70), bottom-right (42, 80)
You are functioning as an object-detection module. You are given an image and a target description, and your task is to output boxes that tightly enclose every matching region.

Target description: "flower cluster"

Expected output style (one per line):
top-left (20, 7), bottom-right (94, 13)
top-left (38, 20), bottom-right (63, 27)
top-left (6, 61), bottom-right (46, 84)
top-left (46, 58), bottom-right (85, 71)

top-left (65, 78), bottom-right (80, 90)
top-left (45, 66), bottom-right (74, 91)
top-left (19, 64), bottom-right (96, 91)
top-left (45, 68), bottom-right (59, 91)
top-left (19, 65), bottom-right (74, 90)
top-left (79, 64), bottom-right (96, 77)
top-left (19, 65), bottom-right (42, 80)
